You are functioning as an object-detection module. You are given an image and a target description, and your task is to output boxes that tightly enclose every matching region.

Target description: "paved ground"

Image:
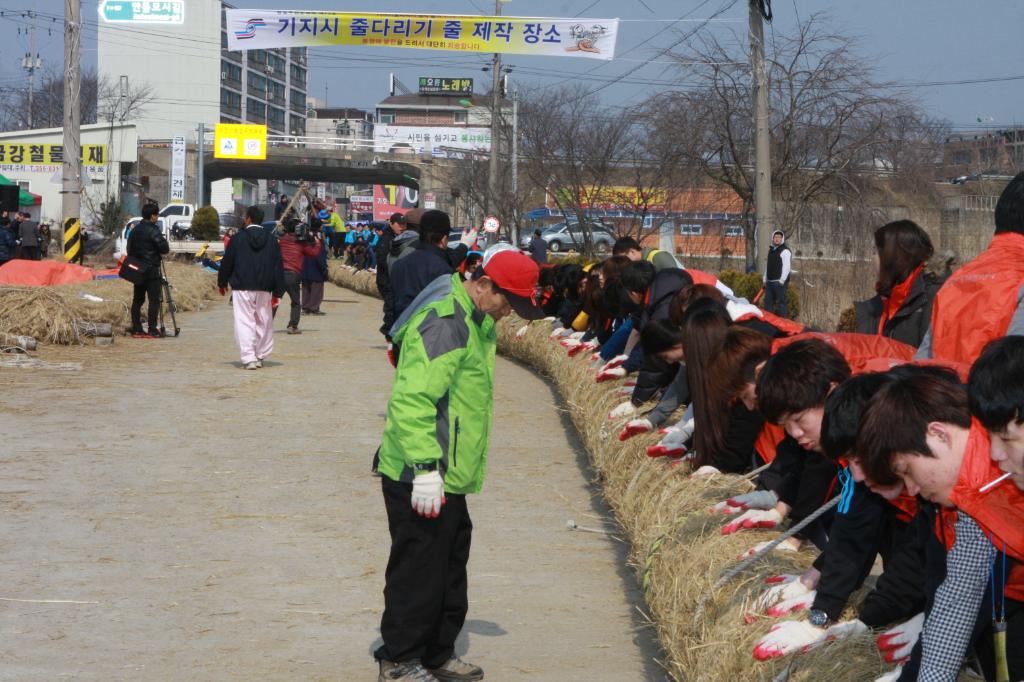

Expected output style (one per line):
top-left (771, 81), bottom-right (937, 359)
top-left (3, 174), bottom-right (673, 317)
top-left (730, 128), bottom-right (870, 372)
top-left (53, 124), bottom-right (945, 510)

top-left (0, 282), bottom-right (663, 681)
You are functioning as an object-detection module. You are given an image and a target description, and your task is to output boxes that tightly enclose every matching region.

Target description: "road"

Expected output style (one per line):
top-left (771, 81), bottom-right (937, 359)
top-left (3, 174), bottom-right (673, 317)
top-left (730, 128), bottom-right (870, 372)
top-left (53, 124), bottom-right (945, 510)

top-left (0, 282), bottom-right (662, 681)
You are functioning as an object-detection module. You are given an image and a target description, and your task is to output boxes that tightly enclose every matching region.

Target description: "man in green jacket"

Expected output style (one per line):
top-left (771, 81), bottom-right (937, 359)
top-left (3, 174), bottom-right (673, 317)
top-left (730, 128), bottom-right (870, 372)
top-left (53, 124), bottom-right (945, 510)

top-left (375, 247), bottom-right (545, 682)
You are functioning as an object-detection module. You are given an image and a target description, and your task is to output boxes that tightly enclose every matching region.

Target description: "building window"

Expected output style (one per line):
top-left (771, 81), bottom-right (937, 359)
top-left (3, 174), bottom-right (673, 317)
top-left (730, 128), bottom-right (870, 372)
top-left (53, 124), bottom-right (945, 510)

top-left (248, 49), bottom-right (267, 68)
top-left (267, 53), bottom-right (287, 81)
top-left (289, 63), bottom-right (307, 87)
top-left (453, 111), bottom-right (468, 124)
top-left (290, 89), bottom-right (306, 114)
top-left (679, 224), bottom-right (703, 236)
top-left (248, 73), bottom-right (267, 99)
top-left (724, 225), bottom-right (744, 237)
top-left (289, 115), bottom-right (306, 136)
top-left (221, 61), bottom-right (242, 90)
top-left (379, 113), bottom-right (394, 124)
top-left (267, 80), bottom-right (286, 107)
top-left (267, 105), bottom-right (286, 131)
top-left (220, 88), bottom-right (241, 117)
top-left (290, 47), bottom-right (307, 64)
top-left (246, 98), bottom-right (266, 123)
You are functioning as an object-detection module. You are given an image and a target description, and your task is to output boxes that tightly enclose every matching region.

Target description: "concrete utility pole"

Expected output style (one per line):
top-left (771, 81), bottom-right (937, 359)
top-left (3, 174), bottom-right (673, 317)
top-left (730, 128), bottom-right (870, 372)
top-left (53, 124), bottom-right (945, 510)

top-left (196, 123), bottom-right (205, 206)
top-left (748, 0), bottom-right (773, 273)
top-left (22, 10), bottom-right (41, 129)
top-left (486, 0), bottom-right (503, 227)
top-left (511, 88), bottom-right (519, 246)
top-left (61, 0), bottom-right (82, 261)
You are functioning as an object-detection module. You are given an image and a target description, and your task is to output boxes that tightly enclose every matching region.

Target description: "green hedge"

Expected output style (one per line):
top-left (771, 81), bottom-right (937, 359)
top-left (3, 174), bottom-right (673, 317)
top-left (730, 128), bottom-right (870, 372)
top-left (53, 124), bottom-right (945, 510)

top-left (718, 269), bottom-right (801, 320)
top-left (190, 206), bottom-right (221, 241)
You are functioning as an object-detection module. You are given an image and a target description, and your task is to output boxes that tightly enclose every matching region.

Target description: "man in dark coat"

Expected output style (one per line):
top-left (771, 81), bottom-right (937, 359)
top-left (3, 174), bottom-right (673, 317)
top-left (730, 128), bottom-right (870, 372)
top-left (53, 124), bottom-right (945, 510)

top-left (17, 212), bottom-right (40, 260)
top-left (389, 210), bottom-right (469, 320)
top-left (529, 228), bottom-right (548, 264)
top-left (127, 203), bottom-right (170, 337)
top-left (300, 226), bottom-right (329, 315)
top-left (0, 215), bottom-right (16, 267)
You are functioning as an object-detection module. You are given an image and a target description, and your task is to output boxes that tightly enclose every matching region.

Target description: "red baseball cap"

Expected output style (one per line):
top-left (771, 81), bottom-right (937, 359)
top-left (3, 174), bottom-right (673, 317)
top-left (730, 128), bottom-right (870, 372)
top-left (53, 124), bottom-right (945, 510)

top-left (477, 247), bottom-right (545, 319)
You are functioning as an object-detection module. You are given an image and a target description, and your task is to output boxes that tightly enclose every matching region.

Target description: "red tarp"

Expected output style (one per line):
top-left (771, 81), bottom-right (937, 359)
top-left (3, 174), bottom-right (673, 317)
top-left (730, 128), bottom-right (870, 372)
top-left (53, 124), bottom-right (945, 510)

top-left (0, 259), bottom-right (107, 286)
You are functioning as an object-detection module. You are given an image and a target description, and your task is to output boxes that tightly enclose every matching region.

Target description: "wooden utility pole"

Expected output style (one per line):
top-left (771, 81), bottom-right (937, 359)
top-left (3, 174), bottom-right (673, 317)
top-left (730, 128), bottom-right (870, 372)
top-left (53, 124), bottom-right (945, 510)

top-left (61, 0), bottom-right (82, 263)
top-left (748, 0), bottom-right (773, 272)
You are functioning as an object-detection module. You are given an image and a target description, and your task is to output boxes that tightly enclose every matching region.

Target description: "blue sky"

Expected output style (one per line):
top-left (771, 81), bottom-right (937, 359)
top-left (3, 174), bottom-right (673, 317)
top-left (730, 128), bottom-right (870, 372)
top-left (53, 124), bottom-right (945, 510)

top-left (1, 0), bottom-right (1022, 127)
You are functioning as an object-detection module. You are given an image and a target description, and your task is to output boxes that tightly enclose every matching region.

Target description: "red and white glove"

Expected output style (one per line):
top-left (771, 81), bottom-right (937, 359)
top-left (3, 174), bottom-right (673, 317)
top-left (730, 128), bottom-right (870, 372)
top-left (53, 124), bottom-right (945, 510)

top-left (596, 366), bottom-right (627, 383)
top-left (559, 331), bottom-right (586, 346)
top-left (709, 490), bottom-right (780, 514)
top-left (753, 621), bottom-right (826, 660)
top-left (608, 400), bottom-right (637, 420)
top-left (752, 619), bottom-right (866, 661)
top-left (386, 343), bottom-right (397, 368)
top-left (876, 613), bottom-right (923, 664)
top-left (736, 537), bottom-right (801, 559)
top-left (721, 508), bottom-right (783, 535)
top-left (755, 574), bottom-right (814, 611)
top-left (411, 470), bottom-right (445, 518)
top-left (872, 670), bottom-right (902, 682)
top-left (690, 465), bottom-right (721, 478)
top-left (550, 327), bottom-right (574, 340)
top-left (271, 296), bottom-right (280, 308)
top-left (514, 324), bottom-right (530, 339)
top-left (619, 418), bottom-right (653, 441)
top-left (567, 340), bottom-right (598, 357)
top-left (647, 427), bottom-right (688, 458)
top-left (598, 354), bottom-right (628, 372)
top-left (219, 286), bottom-right (227, 296)
top-left (458, 227), bottom-right (479, 249)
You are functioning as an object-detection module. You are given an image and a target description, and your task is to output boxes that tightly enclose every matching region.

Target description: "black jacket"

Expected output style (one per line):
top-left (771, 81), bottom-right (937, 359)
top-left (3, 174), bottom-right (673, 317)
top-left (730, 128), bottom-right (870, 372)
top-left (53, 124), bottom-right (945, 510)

top-left (126, 219), bottom-right (169, 278)
top-left (711, 402), bottom-right (766, 474)
top-left (529, 236), bottom-right (548, 264)
top-left (217, 225), bottom-right (286, 296)
top-left (811, 481), bottom-right (925, 627)
top-left (854, 272), bottom-right (944, 349)
top-left (0, 225), bottom-right (15, 261)
top-left (757, 436), bottom-right (839, 550)
top-left (631, 268), bottom-right (693, 404)
top-left (390, 240), bottom-right (468, 319)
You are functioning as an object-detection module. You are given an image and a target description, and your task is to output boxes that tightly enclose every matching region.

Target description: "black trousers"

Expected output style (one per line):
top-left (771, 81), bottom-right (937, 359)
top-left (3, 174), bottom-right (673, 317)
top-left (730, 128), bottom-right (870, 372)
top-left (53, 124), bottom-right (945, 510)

top-left (131, 277), bottom-right (162, 331)
top-left (376, 476), bottom-right (472, 668)
top-left (283, 270), bottom-right (302, 328)
top-left (20, 246), bottom-right (39, 261)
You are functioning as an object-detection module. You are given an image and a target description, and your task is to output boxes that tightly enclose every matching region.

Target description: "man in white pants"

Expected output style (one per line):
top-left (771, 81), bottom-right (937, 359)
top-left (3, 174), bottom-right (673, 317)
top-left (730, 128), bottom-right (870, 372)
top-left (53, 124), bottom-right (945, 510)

top-left (217, 206), bottom-right (286, 369)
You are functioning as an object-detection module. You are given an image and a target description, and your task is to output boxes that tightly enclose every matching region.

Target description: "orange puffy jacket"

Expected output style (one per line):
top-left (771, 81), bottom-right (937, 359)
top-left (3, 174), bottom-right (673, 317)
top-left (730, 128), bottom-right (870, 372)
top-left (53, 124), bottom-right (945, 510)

top-left (929, 232), bottom-right (1024, 364)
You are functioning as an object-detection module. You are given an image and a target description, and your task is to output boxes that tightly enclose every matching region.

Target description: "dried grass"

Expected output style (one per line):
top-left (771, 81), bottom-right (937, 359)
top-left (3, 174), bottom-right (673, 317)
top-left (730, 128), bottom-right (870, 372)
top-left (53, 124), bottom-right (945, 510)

top-left (0, 262), bottom-right (216, 345)
top-left (329, 263), bottom-right (890, 681)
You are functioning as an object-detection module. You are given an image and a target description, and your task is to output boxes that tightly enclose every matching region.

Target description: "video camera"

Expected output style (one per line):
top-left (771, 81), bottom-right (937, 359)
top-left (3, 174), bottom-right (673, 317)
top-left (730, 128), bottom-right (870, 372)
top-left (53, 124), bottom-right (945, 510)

top-left (283, 217), bottom-right (314, 243)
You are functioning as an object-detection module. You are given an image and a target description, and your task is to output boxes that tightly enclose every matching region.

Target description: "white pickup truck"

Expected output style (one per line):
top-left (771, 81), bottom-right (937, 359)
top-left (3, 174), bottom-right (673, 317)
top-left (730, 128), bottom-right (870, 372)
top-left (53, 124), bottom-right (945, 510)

top-left (114, 213), bottom-right (225, 261)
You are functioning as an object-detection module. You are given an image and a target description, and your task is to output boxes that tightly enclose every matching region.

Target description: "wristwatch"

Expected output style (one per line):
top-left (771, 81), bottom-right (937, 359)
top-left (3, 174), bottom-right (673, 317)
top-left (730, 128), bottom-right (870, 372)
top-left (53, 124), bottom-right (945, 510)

top-left (413, 462), bottom-right (437, 473)
top-left (808, 609), bottom-right (831, 628)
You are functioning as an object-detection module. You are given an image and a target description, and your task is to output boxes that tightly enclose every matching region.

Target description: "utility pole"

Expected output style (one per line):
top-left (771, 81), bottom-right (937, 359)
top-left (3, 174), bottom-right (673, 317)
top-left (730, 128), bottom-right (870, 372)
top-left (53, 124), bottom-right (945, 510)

top-left (748, 0), bottom-right (773, 273)
top-left (21, 10), bottom-right (41, 129)
top-left (511, 88), bottom-right (519, 246)
top-left (61, 0), bottom-right (82, 262)
top-left (486, 0), bottom-right (503, 234)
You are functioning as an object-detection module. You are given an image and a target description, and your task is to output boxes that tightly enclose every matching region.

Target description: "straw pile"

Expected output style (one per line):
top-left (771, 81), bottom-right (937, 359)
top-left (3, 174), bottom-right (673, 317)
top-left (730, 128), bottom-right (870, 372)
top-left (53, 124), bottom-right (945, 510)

top-left (0, 261), bottom-right (216, 345)
top-left (328, 263), bottom-right (891, 681)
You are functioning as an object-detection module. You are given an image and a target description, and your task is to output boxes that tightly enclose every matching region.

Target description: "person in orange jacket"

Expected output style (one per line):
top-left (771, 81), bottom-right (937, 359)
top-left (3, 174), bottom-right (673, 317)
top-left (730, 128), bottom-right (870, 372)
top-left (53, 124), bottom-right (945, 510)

top-left (858, 371), bottom-right (1024, 682)
top-left (917, 172), bottom-right (1024, 364)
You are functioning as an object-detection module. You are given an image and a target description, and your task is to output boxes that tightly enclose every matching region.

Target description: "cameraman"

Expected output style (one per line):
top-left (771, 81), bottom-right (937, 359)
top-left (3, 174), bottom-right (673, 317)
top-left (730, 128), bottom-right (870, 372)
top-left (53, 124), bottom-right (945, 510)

top-left (127, 203), bottom-right (170, 337)
top-left (277, 218), bottom-right (322, 334)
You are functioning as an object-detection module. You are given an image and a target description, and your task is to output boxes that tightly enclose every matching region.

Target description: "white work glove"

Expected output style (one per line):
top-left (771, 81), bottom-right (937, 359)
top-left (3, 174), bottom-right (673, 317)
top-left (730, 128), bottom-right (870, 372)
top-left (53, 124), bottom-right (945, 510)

top-left (872, 669), bottom-right (902, 682)
top-left (549, 326), bottom-right (566, 339)
top-left (690, 465), bottom-right (721, 478)
top-left (558, 331), bottom-right (585, 345)
top-left (541, 316), bottom-right (556, 322)
top-left (568, 340), bottom-right (598, 357)
top-left (709, 489), bottom-right (779, 514)
top-left (755, 574), bottom-right (814, 611)
top-left (514, 324), bottom-right (530, 339)
top-left (598, 354), bottom-right (628, 372)
top-left (721, 508), bottom-right (783, 535)
top-left (752, 619), bottom-right (866, 661)
top-left (753, 620), bottom-right (826, 660)
top-left (550, 327), bottom-right (574, 340)
top-left (876, 612), bottom-right (923, 664)
top-left (596, 366), bottom-right (627, 383)
top-left (737, 537), bottom-right (801, 560)
top-left (608, 400), bottom-right (637, 420)
top-left (647, 427), bottom-right (689, 458)
top-left (411, 471), bottom-right (445, 518)
top-left (618, 418), bottom-right (653, 441)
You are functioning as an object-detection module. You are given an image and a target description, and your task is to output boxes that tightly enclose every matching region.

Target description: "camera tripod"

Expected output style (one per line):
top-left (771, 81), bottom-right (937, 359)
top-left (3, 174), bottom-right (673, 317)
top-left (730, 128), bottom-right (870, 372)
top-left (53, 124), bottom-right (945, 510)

top-left (158, 262), bottom-right (180, 337)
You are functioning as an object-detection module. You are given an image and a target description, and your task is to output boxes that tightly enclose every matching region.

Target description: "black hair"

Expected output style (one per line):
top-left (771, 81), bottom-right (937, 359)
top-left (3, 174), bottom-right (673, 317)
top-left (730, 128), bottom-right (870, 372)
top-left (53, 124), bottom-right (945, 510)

top-left (419, 210), bottom-right (451, 245)
top-left (820, 372), bottom-right (895, 462)
top-left (245, 205), bottom-right (264, 224)
top-left (602, 260), bottom-right (655, 317)
top-left (534, 228), bottom-right (542, 236)
top-left (640, 319), bottom-right (684, 355)
top-left (969, 336), bottom-right (1024, 431)
top-left (612, 236), bottom-right (641, 255)
top-left (555, 264), bottom-right (586, 301)
top-left (757, 339), bottom-right (852, 423)
top-left (995, 172), bottom-right (1024, 235)
top-left (538, 266), bottom-right (558, 288)
top-left (141, 203), bottom-right (160, 220)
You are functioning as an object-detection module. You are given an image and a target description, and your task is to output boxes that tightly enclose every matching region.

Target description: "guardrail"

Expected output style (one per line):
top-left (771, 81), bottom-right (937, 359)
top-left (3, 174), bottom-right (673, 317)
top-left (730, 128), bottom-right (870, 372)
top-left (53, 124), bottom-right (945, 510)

top-left (266, 135), bottom-right (377, 151)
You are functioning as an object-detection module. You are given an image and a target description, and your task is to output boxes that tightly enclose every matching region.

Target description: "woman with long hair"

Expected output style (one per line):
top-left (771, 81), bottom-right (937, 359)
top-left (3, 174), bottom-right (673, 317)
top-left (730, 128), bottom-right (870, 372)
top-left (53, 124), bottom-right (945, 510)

top-left (854, 220), bottom-right (942, 348)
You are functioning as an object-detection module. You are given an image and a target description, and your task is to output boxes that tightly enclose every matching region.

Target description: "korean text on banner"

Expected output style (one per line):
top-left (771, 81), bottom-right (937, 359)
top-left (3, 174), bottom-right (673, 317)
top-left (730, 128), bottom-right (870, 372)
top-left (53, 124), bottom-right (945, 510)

top-left (214, 123), bottom-right (267, 160)
top-left (170, 136), bottom-right (186, 203)
top-left (0, 143), bottom-right (107, 167)
top-left (225, 10), bottom-right (619, 61)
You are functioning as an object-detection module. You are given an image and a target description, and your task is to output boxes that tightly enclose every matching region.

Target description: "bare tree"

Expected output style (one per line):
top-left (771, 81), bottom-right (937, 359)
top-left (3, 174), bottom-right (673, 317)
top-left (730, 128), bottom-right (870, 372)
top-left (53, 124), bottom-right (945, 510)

top-left (656, 13), bottom-right (905, 269)
top-left (96, 76), bottom-right (156, 124)
top-left (0, 68), bottom-right (98, 131)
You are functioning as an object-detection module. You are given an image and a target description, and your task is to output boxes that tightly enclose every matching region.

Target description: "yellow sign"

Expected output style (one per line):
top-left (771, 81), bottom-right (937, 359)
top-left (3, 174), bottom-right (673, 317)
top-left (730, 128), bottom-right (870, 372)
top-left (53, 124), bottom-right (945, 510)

top-left (0, 143), bottom-right (107, 167)
top-left (213, 123), bottom-right (267, 160)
